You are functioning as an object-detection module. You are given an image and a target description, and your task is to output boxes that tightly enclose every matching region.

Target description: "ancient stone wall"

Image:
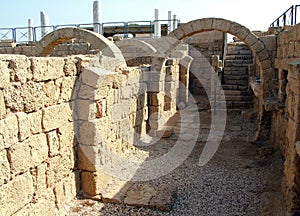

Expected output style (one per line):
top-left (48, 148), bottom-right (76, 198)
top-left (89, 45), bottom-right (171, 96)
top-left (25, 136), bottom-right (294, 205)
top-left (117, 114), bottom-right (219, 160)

top-left (0, 53), bottom-right (181, 214)
top-left (0, 55), bottom-right (81, 215)
top-left (270, 22), bottom-right (300, 214)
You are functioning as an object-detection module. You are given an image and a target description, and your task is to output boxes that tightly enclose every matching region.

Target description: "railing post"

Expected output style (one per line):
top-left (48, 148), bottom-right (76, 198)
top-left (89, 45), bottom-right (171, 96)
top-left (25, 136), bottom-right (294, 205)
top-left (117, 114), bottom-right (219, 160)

top-left (291, 5), bottom-right (294, 25)
top-left (12, 28), bottom-right (16, 42)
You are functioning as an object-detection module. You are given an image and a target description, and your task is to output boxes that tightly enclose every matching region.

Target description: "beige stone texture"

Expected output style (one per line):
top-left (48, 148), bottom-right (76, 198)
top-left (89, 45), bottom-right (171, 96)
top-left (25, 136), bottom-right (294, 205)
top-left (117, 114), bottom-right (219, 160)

top-left (28, 110), bottom-right (43, 134)
top-left (30, 57), bottom-right (65, 81)
top-left (0, 60), bottom-right (10, 88)
top-left (0, 149), bottom-right (10, 186)
top-left (0, 91), bottom-right (6, 119)
top-left (42, 102), bottom-right (72, 132)
top-left (0, 172), bottom-right (34, 216)
top-left (64, 56), bottom-right (78, 76)
top-left (16, 112), bottom-right (31, 141)
top-left (47, 130), bottom-right (60, 157)
top-left (9, 133), bottom-right (48, 174)
top-left (0, 114), bottom-right (18, 151)
top-left (81, 171), bottom-right (113, 196)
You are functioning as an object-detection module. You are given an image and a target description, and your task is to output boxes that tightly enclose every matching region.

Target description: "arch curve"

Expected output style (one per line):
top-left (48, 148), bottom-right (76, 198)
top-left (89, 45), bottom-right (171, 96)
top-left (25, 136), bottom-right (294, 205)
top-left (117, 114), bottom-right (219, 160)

top-left (115, 39), bottom-right (157, 55)
top-left (34, 28), bottom-right (126, 69)
top-left (169, 18), bottom-right (274, 98)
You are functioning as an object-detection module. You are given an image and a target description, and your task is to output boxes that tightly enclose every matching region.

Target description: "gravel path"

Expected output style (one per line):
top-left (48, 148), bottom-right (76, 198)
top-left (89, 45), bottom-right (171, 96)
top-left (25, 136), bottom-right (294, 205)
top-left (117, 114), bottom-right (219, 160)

top-left (66, 110), bottom-right (283, 216)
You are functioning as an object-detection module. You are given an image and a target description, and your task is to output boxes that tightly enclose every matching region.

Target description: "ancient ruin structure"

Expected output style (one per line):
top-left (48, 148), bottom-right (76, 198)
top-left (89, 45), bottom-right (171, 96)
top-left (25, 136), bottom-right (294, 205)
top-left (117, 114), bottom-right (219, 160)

top-left (1, 11), bottom-right (300, 214)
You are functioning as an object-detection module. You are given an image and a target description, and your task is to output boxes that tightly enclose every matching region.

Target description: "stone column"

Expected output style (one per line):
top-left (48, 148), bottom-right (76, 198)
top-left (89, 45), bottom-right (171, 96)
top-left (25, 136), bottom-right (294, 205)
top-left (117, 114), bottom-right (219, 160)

top-left (93, 0), bottom-right (103, 34)
top-left (168, 11), bottom-right (172, 34)
top-left (28, 19), bottom-right (33, 41)
top-left (179, 56), bottom-right (193, 104)
top-left (154, 9), bottom-right (161, 38)
top-left (173, 14), bottom-right (178, 30)
top-left (40, 11), bottom-right (49, 37)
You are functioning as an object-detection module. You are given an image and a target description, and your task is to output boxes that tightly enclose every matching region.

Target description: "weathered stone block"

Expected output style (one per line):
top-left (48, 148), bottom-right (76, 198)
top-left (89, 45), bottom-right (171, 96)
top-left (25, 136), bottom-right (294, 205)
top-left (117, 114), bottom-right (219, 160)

top-left (0, 115), bottom-right (18, 151)
top-left (4, 81), bottom-right (49, 112)
top-left (81, 171), bottom-right (112, 196)
top-left (58, 122), bottom-right (76, 154)
top-left (0, 91), bottom-right (6, 119)
top-left (78, 144), bottom-right (102, 172)
top-left (8, 56), bottom-right (32, 83)
top-left (0, 172), bottom-right (34, 216)
top-left (0, 60), bottom-right (10, 88)
top-left (14, 189), bottom-right (56, 216)
top-left (30, 57), bottom-right (65, 82)
top-left (28, 110), bottom-right (42, 134)
top-left (64, 57), bottom-right (78, 76)
top-left (59, 76), bottom-right (77, 102)
top-left (42, 102), bottom-right (72, 132)
top-left (16, 112), bottom-right (31, 142)
top-left (0, 149), bottom-right (10, 186)
top-left (9, 133), bottom-right (48, 174)
top-left (47, 130), bottom-right (60, 157)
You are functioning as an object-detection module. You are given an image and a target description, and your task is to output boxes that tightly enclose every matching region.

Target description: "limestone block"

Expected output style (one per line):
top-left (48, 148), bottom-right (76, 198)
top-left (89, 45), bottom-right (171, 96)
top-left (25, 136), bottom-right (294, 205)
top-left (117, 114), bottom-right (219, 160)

top-left (53, 173), bottom-right (77, 210)
top-left (28, 110), bottom-right (42, 134)
top-left (43, 80), bottom-right (61, 105)
top-left (74, 99), bottom-right (97, 121)
top-left (0, 149), bottom-right (10, 186)
top-left (42, 102), bottom-right (72, 132)
top-left (82, 66), bottom-right (114, 88)
top-left (46, 155), bottom-right (74, 189)
top-left (0, 60), bottom-right (10, 88)
top-left (78, 144), bottom-right (103, 172)
top-left (14, 189), bottom-right (56, 216)
top-left (81, 171), bottom-right (112, 196)
top-left (0, 91), bottom-right (6, 119)
top-left (212, 18), bottom-right (232, 32)
top-left (0, 115), bottom-right (18, 151)
top-left (7, 56), bottom-right (32, 83)
top-left (121, 85), bottom-right (133, 99)
top-left (64, 57), bottom-right (78, 76)
top-left (78, 119), bottom-right (104, 145)
top-left (4, 81), bottom-right (48, 112)
top-left (30, 57), bottom-right (65, 82)
top-left (59, 76), bottom-right (77, 102)
top-left (0, 172), bottom-right (34, 216)
top-left (58, 122), bottom-right (76, 154)
top-left (35, 162), bottom-right (47, 199)
top-left (63, 172), bottom-right (78, 201)
top-left (47, 130), bottom-right (60, 157)
top-left (16, 112), bottom-right (31, 142)
top-left (9, 133), bottom-right (48, 174)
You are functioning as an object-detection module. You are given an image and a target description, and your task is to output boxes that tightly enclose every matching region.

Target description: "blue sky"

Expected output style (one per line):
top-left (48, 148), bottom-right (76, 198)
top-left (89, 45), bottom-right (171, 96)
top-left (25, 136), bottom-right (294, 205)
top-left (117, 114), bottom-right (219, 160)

top-left (0, 0), bottom-right (299, 31)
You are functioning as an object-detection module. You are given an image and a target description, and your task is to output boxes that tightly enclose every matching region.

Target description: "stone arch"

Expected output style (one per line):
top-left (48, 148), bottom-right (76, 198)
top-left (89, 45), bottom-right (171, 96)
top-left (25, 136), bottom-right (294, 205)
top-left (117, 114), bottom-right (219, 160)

top-left (114, 39), bottom-right (157, 66)
top-left (168, 18), bottom-right (274, 98)
top-left (34, 28), bottom-right (126, 69)
top-left (115, 39), bottom-right (157, 55)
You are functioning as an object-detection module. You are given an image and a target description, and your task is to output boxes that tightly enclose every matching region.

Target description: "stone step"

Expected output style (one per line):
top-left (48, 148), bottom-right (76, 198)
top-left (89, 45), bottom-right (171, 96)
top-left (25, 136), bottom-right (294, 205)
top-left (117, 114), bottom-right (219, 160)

top-left (223, 79), bottom-right (248, 86)
top-left (222, 84), bottom-right (248, 91)
top-left (225, 95), bottom-right (253, 102)
top-left (223, 74), bottom-right (249, 80)
top-left (224, 90), bottom-right (248, 96)
top-left (226, 101), bottom-right (253, 109)
top-left (225, 55), bottom-right (253, 61)
top-left (224, 67), bottom-right (249, 72)
top-left (224, 59), bottom-right (254, 67)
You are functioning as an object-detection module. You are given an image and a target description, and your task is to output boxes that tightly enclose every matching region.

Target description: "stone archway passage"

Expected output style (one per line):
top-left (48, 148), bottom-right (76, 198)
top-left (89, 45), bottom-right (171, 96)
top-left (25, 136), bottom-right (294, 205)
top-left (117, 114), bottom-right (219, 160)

top-left (168, 18), bottom-right (274, 98)
top-left (34, 28), bottom-right (126, 70)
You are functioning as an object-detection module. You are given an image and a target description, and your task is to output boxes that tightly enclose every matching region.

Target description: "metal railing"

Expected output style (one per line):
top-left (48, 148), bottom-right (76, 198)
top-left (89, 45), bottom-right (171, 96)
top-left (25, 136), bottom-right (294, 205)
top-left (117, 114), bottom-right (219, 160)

top-left (270, 5), bottom-right (300, 27)
top-left (0, 19), bottom-right (180, 43)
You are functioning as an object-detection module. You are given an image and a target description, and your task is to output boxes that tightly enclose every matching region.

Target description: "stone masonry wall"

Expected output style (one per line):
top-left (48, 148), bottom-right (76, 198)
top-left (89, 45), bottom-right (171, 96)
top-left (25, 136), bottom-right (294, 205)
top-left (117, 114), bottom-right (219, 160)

top-left (0, 55), bottom-right (81, 215)
top-left (77, 58), bottom-right (180, 197)
top-left (0, 54), bottom-right (181, 214)
top-left (270, 22), bottom-right (300, 214)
